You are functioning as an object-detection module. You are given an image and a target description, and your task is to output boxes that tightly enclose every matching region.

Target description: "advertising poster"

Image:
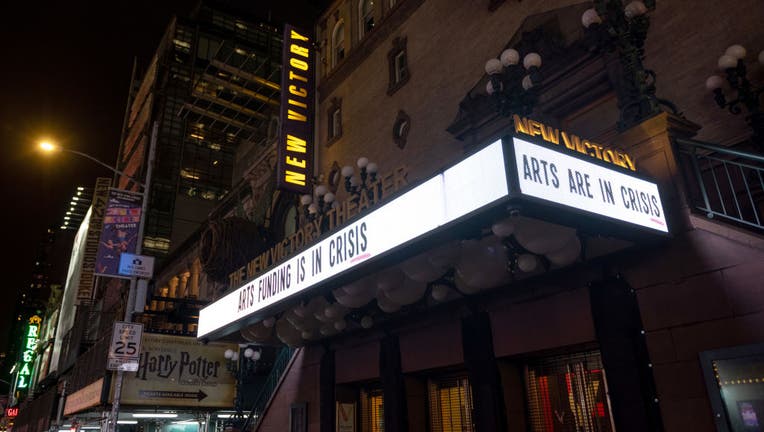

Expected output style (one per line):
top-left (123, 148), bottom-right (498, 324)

top-left (337, 403), bottom-right (356, 432)
top-left (117, 333), bottom-right (237, 408)
top-left (95, 188), bottom-right (142, 277)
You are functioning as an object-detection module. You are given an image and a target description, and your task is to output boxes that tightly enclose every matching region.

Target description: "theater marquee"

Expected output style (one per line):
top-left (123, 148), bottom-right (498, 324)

top-left (277, 24), bottom-right (315, 194)
top-left (199, 124), bottom-right (668, 340)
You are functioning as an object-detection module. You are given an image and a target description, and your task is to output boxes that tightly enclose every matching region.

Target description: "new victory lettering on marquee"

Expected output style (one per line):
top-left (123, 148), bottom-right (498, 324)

top-left (277, 24), bottom-right (315, 194)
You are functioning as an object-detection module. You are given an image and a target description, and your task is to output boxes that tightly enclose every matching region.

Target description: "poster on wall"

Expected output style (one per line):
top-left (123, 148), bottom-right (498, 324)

top-left (336, 403), bottom-right (356, 432)
top-left (116, 333), bottom-right (237, 408)
top-left (95, 188), bottom-right (142, 277)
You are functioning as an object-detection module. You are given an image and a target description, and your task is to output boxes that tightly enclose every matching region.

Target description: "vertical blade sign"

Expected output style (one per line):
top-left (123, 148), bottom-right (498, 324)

top-left (277, 24), bottom-right (315, 194)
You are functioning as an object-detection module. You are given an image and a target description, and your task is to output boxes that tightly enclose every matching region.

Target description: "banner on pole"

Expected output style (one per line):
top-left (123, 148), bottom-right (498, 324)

top-left (95, 188), bottom-right (143, 277)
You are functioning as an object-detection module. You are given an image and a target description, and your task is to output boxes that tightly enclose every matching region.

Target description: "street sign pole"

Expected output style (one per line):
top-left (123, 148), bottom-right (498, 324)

top-left (107, 121), bottom-right (157, 432)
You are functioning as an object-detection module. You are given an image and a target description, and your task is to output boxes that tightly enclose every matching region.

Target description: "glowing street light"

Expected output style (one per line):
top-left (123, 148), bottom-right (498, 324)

top-left (38, 140), bottom-right (146, 189)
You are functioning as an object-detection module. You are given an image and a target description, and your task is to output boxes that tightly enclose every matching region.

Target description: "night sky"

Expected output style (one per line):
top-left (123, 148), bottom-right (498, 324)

top-left (0, 1), bottom-right (197, 352)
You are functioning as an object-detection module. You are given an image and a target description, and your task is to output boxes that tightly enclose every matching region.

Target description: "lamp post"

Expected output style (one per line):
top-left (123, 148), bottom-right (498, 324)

top-left (299, 156), bottom-right (380, 221)
top-left (581, 0), bottom-right (661, 131)
top-left (484, 48), bottom-right (543, 117)
top-left (223, 345), bottom-right (262, 429)
top-left (705, 45), bottom-right (764, 153)
top-left (38, 122), bottom-right (158, 432)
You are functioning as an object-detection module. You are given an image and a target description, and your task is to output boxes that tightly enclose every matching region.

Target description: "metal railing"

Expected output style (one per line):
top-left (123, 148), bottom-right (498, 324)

top-left (675, 138), bottom-right (764, 231)
top-left (241, 346), bottom-right (297, 431)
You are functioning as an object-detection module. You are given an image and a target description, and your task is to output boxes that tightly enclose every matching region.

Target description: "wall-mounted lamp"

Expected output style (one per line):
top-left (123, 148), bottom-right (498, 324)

top-left (582, 0), bottom-right (661, 130)
top-left (706, 44), bottom-right (764, 152)
top-left (484, 48), bottom-right (543, 117)
top-left (300, 156), bottom-right (380, 221)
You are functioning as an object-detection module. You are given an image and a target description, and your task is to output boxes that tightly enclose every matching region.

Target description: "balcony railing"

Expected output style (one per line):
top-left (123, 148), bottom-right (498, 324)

top-left (675, 138), bottom-right (764, 232)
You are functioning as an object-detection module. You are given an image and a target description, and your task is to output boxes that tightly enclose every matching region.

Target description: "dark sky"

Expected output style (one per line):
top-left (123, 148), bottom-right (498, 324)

top-left (0, 1), bottom-right (198, 351)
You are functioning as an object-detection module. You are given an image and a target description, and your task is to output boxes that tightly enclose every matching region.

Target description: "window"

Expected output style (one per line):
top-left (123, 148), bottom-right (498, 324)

top-left (387, 37), bottom-right (409, 95)
top-left (392, 110), bottom-right (410, 149)
top-left (359, 0), bottom-right (375, 39)
top-left (700, 343), bottom-right (764, 432)
top-left (394, 51), bottom-right (407, 83)
top-left (327, 97), bottom-right (343, 144)
top-left (428, 375), bottom-right (474, 431)
top-left (332, 20), bottom-right (346, 67)
top-left (361, 387), bottom-right (384, 432)
top-left (525, 351), bottom-right (615, 432)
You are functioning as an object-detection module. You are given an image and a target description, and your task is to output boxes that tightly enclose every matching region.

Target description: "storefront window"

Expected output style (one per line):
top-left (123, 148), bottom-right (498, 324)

top-left (428, 376), bottom-right (474, 432)
top-left (701, 343), bottom-right (764, 432)
top-left (525, 351), bottom-right (615, 432)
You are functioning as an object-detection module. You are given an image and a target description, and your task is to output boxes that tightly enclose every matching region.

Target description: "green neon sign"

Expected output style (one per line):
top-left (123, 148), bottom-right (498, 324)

top-left (16, 315), bottom-right (41, 389)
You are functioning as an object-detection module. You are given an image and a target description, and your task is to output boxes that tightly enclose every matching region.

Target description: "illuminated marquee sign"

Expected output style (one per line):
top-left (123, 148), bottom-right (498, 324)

top-left (512, 137), bottom-right (667, 232)
top-left (228, 166), bottom-right (409, 287)
top-left (277, 24), bottom-right (315, 194)
top-left (5, 407), bottom-right (19, 418)
top-left (199, 142), bottom-right (510, 339)
top-left (199, 127), bottom-right (667, 339)
top-left (16, 315), bottom-right (41, 389)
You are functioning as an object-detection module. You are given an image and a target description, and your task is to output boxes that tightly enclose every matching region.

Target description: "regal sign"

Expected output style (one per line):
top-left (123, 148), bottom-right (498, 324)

top-left (16, 315), bottom-right (41, 390)
top-left (277, 24), bottom-right (315, 194)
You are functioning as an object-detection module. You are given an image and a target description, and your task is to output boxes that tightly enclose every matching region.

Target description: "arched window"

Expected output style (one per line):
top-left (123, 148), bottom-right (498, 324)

top-left (359, 0), bottom-right (375, 39)
top-left (332, 20), bottom-right (346, 67)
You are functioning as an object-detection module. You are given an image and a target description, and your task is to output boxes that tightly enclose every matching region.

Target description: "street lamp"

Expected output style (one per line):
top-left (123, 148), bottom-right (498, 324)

top-left (223, 345), bottom-right (262, 427)
top-left (38, 140), bottom-right (146, 189)
top-left (705, 44), bottom-right (764, 152)
top-left (37, 123), bottom-right (158, 432)
top-left (484, 48), bottom-right (543, 117)
top-left (581, 0), bottom-right (661, 131)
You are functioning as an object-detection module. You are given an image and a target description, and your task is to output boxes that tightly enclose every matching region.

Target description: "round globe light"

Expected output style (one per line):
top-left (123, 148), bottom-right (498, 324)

top-left (705, 75), bottom-right (724, 90)
top-left (244, 348), bottom-right (254, 358)
top-left (523, 52), bottom-right (542, 69)
top-left (624, 1), bottom-right (647, 18)
top-left (522, 75), bottom-right (534, 90)
top-left (500, 48), bottom-right (520, 66)
top-left (485, 58), bottom-right (502, 75)
top-left (224, 349), bottom-right (234, 359)
top-left (718, 54), bottom-right (738, 70)
top-left (341, 165), bottom-right (354, 177)
top-left (431, 284), bottom-right (450, 301)
top-left (360, 316), bottom-right (374, 329)
top-left (300, 194), bottom-right (312, 205)
top-left (581, 8), bottom-right (602, 28)
top-left (725, 44), bottom-right (747, 60)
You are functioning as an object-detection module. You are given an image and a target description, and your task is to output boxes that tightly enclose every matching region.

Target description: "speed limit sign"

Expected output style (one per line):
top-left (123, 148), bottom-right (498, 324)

top-left (107, 321), bottom-right (144, 371)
